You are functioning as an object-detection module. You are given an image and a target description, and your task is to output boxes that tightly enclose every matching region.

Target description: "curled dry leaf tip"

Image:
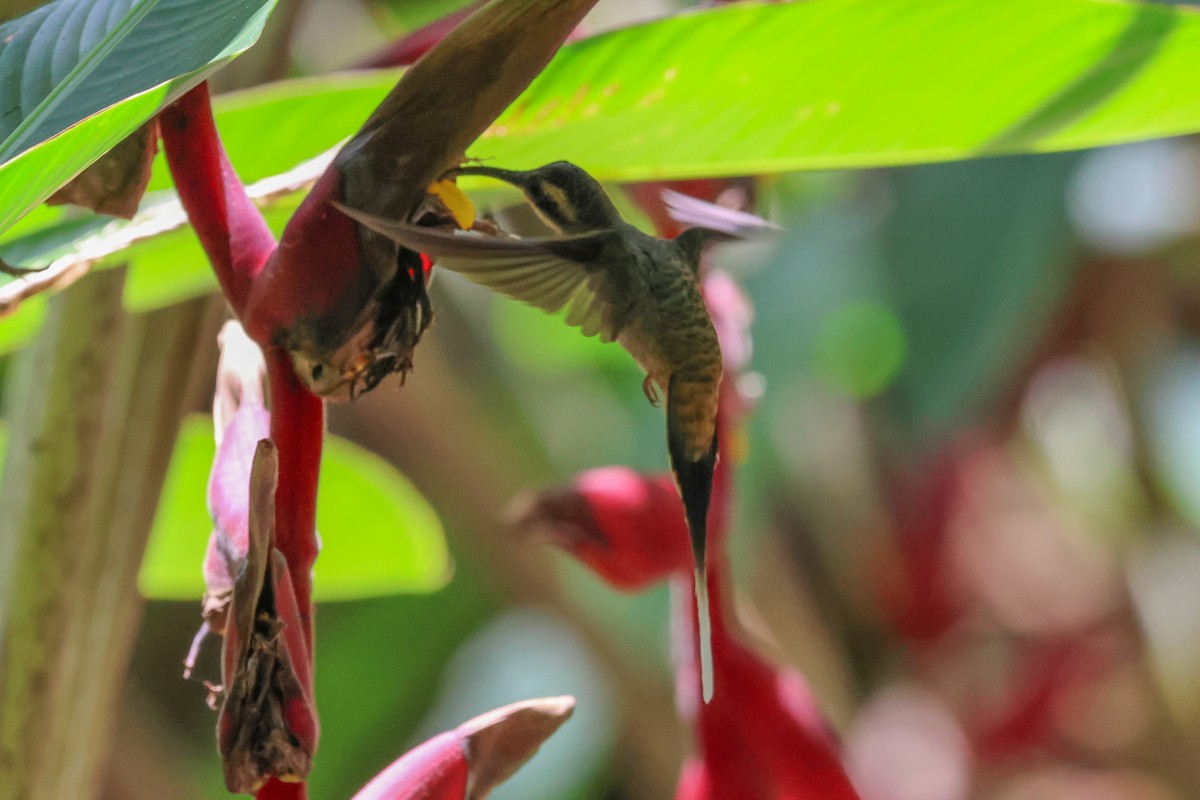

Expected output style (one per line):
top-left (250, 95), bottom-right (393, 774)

top-left (349, 696), bottom-right (575, 800)
top-left (217, 440), bottom-right (319, 793)
top-left (459, 696), bottom-right (576, 800)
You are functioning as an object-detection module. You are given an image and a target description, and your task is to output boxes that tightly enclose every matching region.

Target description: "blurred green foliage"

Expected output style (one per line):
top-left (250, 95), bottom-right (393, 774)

top-left (140, 415), bottom-right (451, 600)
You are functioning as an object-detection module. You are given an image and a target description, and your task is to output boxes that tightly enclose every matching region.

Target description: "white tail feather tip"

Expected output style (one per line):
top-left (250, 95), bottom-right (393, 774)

top-left (695, 567), bottom-right (714, 704)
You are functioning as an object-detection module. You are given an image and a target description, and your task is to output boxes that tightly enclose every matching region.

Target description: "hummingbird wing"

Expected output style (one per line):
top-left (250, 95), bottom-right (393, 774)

top-left (661, 190), bottom-right (781, 237)
top-left (335, 203), bottom-right (626, 342)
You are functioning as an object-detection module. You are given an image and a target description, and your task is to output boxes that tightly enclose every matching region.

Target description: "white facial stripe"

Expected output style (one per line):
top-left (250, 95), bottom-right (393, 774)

top-left (539, 181), bottom-right (577, 225)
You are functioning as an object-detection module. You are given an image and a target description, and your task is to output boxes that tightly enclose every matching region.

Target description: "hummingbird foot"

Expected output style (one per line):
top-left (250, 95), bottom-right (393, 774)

top-left (642, 375), bottom-right (661, 407)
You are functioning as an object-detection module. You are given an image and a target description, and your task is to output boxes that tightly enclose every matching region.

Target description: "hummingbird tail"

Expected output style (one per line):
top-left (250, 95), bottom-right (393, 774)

top-left (668, 410), bottom-right (719, 703)
top-left (666, 411), bottom-right (718, 569)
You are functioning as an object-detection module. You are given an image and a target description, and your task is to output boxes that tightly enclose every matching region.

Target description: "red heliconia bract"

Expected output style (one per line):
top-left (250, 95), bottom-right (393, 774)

top-left (350, 697), bottom-right (575, 800)
top-left (512, 467), bottom-right (695, 590)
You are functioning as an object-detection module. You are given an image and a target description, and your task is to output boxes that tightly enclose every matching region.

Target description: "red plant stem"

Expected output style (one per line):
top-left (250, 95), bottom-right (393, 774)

top-left (163, 81), bottom-right (323, 647)
top-left (162, 83), bottom-right (323, 799)
top-left (266, 346), bottom-right (323, 649)
top-left (160, 83), bottom-right (275, 314)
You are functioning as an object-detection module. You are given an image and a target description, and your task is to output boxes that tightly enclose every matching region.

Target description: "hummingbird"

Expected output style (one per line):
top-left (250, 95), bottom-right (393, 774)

top-left (335, 161), bottom-right (768, 702)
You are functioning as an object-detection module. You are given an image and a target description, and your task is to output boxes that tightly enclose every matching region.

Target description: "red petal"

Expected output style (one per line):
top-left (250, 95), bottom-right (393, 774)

top-left (351, 732), bottom-right (468, 800)
top-left (675, 760), bottom-right (713, 800)
top-left (512, 467), bottom-right (692, 590)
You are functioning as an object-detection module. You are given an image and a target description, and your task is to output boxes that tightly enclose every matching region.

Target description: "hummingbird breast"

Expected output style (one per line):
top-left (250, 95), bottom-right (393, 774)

top-left (617, 245), bottom-right (722, 462)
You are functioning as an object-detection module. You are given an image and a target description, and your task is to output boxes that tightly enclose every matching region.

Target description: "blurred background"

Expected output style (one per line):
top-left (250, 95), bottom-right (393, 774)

top-left (75, 0), bottom-right (1200, 798)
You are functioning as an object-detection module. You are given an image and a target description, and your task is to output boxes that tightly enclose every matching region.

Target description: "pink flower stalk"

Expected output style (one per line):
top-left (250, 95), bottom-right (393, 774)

top-left (350, 698), bottom-right (575, 800)
top-left (184, 322), bottom-right (272, 676)
top-left (161, 88), bottom-right (325, 639)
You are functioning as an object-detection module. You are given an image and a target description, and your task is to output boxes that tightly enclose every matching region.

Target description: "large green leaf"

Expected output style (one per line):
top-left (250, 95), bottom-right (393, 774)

top-left (0, 0), bottom-right (277, 234)
top-left (168, 0), bottom-right (1200, 183)
top-left (139, 415), bottom-right (451, 600)
top-left (476, 0), bottom-right (1200, 177)
top-left (24, 0), bottom-right (1200, 222)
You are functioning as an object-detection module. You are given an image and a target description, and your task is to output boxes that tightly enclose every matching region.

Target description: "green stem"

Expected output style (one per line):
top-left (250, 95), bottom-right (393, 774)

top-left (0, 270), bottom-right (127, 800)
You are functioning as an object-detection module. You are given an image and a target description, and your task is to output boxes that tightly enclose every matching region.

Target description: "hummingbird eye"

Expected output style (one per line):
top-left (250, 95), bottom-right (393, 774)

top-left (310, 363), bottom-right (326, 383)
